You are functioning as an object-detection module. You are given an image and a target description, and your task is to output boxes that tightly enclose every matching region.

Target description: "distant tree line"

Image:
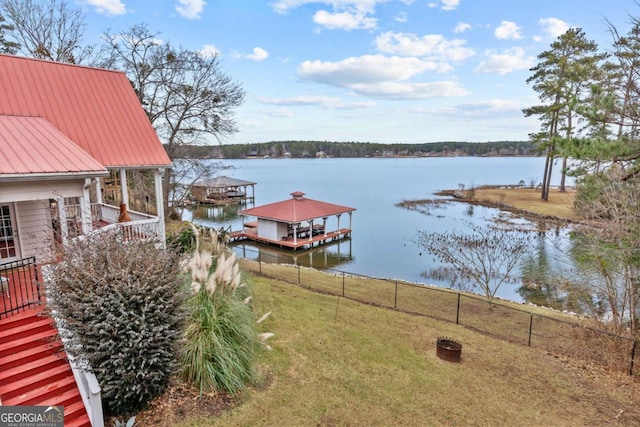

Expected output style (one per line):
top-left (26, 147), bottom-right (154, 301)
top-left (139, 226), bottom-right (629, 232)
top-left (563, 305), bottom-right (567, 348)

top-left (171, 140), bottom-right (536, 159)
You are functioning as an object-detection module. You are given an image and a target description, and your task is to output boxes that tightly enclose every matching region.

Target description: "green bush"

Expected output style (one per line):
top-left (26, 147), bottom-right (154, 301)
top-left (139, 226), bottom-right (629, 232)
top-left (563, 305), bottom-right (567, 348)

top-left (180, 228), bottom-right (261, 394)
top-left (166, 226), bottom-right (197, 253)
top-left (47, 232), bottom-right (185, 415)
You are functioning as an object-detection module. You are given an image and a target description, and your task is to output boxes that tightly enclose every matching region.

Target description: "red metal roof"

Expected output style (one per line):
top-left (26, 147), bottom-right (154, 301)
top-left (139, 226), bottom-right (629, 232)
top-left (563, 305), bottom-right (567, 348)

top-left (239, 191), bottom-right (356, 223)
top-left (0, 115), bottom-right (107, 179)
top-left (0, 54), bottom-right (171, 168)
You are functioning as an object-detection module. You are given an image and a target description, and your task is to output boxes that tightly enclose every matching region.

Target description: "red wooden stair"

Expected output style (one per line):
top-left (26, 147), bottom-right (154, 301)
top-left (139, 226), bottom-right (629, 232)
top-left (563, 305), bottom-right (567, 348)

top-left (0, 308), bottom-right (92, 427)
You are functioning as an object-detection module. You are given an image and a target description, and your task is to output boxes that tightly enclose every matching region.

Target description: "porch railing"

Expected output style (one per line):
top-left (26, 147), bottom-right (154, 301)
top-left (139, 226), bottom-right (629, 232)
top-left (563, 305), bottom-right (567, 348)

top-left (0, 257), bottom-right (41, 319)
top-left (93, 218), bottom-right (162, 243)
top-left (91, 203), bottom-right (156, 224)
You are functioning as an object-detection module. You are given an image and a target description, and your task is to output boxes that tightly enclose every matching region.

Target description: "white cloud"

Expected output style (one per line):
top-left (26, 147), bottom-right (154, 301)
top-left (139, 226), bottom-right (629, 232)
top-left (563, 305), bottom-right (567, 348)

top-left (83, 0), bottom-right (126, 16)
top-left (258, 95), bottom-right (376, 109)
top-left (176, 0), bottom-right (206, 20)
top-left (199, 44), bottom-right (220, 58)
top-left (494, 21), bottom-right (523, 40)
top-left (267, 108), bottom-right (294, 118)
top-left (474, 47), bottom-right (535, 75)
top-left (538, 17), bottom-right (571, 39)
top-left (351, 81), bottom-right (469, 99)
top-left (454, 22), bottom-right (471, 34)
top-left (296, 54), bottom-right (468, 100)
top-left (441, 0), bottom-right (460, 11)
top-left (313, 10), bottom-right (377, 30)
top-left (248, 47), bottom-right (269, 61)
top-left (234, 47), bottom-right (269, 61)
top-left (271, 0), bottom-right (411, 14)
top-left (375, 31), bottom-right (475, 62)
top-left (298, 54), bottom-right (444, 86)
top-left (454, 99), bottom-right (522, 115)
top-left (271, 0), bottom-right (414, 30)
top-left (395, 12), bottom-right (408, 23)
top-left (414, 99), bottom-right (527, 121)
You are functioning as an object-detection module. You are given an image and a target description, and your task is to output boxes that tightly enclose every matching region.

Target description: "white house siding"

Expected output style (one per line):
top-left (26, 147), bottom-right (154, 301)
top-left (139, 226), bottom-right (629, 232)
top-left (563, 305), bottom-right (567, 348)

top-left (0, 180), bottom-right (84, 263)
top-left (0, 180), bottom-right (85, 204)
top-left (15, 200), bottom-right (55, 263)
top-left (257, 219), bottom-right (279, 240)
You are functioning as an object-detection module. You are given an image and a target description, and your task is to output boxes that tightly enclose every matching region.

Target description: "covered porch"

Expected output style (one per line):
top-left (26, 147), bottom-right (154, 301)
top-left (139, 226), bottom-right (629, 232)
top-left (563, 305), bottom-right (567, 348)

top-left (1, 169), bottom-right (166, 265)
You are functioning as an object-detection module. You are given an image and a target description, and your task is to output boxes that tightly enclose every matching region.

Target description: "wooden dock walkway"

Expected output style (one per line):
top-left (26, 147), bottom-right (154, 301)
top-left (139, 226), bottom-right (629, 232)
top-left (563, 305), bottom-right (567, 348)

top-left (229, 228), bottom-right (352, 250)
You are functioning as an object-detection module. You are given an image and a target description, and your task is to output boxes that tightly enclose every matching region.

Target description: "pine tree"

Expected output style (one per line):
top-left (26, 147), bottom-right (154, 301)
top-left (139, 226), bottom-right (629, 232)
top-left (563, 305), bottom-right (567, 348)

top-left (523, 28), bottom-right (605, 200)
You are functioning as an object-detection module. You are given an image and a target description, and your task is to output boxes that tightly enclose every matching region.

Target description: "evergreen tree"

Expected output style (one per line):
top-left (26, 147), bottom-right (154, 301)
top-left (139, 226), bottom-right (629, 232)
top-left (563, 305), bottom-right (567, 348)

top-left (523, 28), bottom-right (605, 199)
top-left (0, 13), bottom-right (18, 54)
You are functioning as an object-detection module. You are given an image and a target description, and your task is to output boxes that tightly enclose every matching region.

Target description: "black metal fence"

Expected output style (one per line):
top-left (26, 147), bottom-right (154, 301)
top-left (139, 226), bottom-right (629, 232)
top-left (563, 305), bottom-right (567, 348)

top-left (0, 257), bottom-right (42, 319)
top-left (237, 247), bottom-right (639, 378)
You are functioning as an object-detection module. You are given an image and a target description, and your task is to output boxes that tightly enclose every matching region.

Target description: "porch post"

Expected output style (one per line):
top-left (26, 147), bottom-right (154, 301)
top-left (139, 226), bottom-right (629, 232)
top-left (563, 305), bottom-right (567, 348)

top-left (349, 212), bottom-right (353, 228)
top-left (322, 217), bottom-right (328, 237)
top-left (336, 214), bottom-right (341, 232)
top-left (119, 169), bottom-right (129, 207)
top-left (58, 197), bottom-right (69, 245)
top-left (80, 179), bottom-right (93, 233)
top-left (154, 169), bottom-right (166, 243)
top-left (94, 177), bottom-right (103, 205)
top-left (308, 219), bottom-right (314, 241)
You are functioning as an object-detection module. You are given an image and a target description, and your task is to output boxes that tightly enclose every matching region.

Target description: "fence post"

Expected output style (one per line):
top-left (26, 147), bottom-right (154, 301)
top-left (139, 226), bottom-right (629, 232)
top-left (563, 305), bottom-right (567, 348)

top-left (394, 282), bottom-right (398, 309)
top-left (298, 265), bottom-right (301, 285)
top-left (342, 272), bottom-right (345, 297)
top-left (630, 340), bottom-right (637, 376)
top-left (528, 314), bottom-right (533, 347)
top-left (259, 258), bottom-right (262, 275)
top-left (456, 293), bottom-right (461, 325)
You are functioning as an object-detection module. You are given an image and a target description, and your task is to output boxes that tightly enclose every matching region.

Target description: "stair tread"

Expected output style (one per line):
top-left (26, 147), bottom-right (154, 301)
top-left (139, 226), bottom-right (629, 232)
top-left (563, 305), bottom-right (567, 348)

top-left (0, 308), bottom-right (45, 329)
top-left (3, 375), bottom-right (77, 406)
top-left (1, 309), bottom-right (90, 427)
top-left (0, 361), bottom-right (72, 397)
top-left (0, 317), bottom-right (54, 343)
top-left (61, 400), bottom-right (89, 423)
top-left (0, 329), bottom-right (59, 355)
top-left (32, 386), bottom-right (83, 407)
top-left (0, 340), bottom-right (63, 370)
top-left (64, 415), bottom-right (92, 427)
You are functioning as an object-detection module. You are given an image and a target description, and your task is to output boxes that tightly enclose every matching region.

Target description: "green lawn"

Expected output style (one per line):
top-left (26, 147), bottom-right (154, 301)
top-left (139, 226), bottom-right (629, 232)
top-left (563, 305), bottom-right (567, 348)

top-left (175, 275), bottom-right (640, 427)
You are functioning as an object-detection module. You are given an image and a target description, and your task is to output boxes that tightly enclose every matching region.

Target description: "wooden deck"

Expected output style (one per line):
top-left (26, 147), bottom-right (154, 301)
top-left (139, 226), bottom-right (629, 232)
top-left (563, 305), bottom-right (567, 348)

top-left (229, 228), bottom-right (352, 250)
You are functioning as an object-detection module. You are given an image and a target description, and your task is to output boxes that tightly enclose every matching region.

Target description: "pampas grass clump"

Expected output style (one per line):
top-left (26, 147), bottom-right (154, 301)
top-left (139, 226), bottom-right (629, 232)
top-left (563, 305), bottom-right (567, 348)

top-left (181, 226), bottom-right (267, 394)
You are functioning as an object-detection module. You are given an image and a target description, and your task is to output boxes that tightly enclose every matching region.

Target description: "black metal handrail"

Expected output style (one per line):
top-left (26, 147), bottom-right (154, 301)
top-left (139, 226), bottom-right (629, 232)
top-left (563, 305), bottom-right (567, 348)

top-left (0, 256), bottom-right (42, 319)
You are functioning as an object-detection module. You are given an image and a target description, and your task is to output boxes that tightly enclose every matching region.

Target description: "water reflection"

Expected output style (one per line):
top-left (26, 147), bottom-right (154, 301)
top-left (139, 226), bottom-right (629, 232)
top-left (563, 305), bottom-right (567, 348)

top-left (230, 238), bottom-right (354, 270)
top-left (190, 203), bottom-right (245, 222)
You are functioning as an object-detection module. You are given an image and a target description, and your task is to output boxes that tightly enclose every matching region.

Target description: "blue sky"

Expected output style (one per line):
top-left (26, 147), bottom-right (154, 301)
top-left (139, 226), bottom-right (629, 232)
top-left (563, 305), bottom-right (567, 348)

top-left (78, 0), bottom-right (639, 145)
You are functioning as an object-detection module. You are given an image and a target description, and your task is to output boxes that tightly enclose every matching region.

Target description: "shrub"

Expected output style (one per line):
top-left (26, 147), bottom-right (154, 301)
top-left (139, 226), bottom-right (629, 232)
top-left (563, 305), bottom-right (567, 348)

top-left (47, 232), bottom-right (185, 416)
top-left (180, 227), bottom-right (265, 394)
top-left (166, 225), bottom-right (197, 253)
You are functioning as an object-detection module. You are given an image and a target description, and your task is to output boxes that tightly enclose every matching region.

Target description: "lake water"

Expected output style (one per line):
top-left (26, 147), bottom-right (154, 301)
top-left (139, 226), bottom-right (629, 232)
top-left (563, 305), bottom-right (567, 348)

top-left (180, 157), bottom-right (571, 303)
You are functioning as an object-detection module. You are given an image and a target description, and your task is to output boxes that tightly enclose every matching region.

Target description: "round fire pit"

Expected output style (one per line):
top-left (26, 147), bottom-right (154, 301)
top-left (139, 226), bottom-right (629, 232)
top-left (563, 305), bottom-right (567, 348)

top-left (436, 337), bottom-right (462, 362)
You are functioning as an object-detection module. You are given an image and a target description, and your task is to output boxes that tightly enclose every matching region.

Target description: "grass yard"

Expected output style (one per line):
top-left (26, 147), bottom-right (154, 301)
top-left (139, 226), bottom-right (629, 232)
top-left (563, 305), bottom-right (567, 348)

top-left (169, 275), bottom-right (640, 427)
top-left (467, 186), bottom-right (578, 221)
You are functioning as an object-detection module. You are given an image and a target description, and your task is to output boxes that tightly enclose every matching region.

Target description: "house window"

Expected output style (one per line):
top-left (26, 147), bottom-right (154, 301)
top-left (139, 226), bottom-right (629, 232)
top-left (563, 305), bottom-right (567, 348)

top-left (0, 205), bottom-right (17, 259)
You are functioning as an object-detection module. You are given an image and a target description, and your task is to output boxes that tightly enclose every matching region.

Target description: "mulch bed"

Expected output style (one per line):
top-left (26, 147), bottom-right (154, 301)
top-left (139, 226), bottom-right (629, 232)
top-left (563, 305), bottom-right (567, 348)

top-left (105, 379), bottom-right (237, 427)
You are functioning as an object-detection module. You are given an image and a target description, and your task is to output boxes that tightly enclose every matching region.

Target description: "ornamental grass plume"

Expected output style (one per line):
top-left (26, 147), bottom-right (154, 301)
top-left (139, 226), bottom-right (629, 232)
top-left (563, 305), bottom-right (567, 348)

top-left (181, 225), bottom-right (273, 394)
